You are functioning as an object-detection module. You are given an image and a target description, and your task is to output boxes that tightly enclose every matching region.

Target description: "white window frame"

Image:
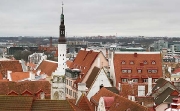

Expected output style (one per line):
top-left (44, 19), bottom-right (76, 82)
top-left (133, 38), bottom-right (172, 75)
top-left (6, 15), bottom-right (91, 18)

top-left (128, 70), bottom-right (131, 73)
top-left (148, 70), bottom-right (152, 73)
top-left (122, 70), bottom-right (127, 73)
top-left (143, 79), bottom-right (148, 82)
top-left (132, 79), bottom-right (138, 83)
top-left (122, 61), bottom-right (125, 64)
top-left (152, 70), bottom-right (157, 73)
top-left (144, 61), bottom-right (147, 64)
top-left (152, 61), bottom-right (156, 64)
top-left (137, 70), bottom-right (142, 73)
top-left (122, 79), bottom-right (127, 82)
top-left (130, 61), bottom-right (134, 64)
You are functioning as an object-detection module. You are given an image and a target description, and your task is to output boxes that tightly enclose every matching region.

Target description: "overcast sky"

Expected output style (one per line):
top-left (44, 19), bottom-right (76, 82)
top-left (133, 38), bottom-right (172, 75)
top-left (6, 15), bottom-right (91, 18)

top-left (0, 0), bottom-right (180, 37)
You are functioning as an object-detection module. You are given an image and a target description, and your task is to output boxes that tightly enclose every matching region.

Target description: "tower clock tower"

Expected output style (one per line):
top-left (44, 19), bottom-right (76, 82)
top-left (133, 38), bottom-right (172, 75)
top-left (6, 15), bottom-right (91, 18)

top-left (51, 3), bottom-right (66, 100)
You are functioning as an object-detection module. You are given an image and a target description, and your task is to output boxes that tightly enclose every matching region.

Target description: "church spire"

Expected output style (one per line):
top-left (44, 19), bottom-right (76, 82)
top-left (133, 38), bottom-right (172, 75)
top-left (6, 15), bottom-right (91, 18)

top-left (62, 2), bottom-right (63, 14)
top-left (58, 2), bottom-right (66, 44)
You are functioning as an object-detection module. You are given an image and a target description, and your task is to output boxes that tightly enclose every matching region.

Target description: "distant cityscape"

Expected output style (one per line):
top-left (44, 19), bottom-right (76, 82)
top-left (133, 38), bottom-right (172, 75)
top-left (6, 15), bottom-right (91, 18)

top-left (1, 1), bottom-right (180, 111)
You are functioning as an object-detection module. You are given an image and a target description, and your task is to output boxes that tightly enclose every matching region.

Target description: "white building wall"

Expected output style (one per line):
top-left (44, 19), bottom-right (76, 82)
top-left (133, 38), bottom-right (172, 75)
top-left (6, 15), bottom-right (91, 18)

top-left (87, 69), bottom-right (112, 100)
top-left (155, 103), bottom-right (168, 111)
top-left (109, 51), bottom-right (116, 87)
top-left (54, 44), bottom-right (66, 76)
top-left (81, 52), bottom-right (108, 83)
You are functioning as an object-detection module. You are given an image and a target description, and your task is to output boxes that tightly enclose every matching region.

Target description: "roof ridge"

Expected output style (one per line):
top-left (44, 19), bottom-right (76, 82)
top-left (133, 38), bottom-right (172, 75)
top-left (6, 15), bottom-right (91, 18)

top-left (102, 87), bottom-right (149, 110)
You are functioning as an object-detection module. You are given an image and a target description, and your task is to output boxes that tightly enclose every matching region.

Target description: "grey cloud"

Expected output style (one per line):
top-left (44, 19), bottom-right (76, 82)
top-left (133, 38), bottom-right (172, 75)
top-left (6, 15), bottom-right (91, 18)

top-left (0, 0), bottom-right (180, 37)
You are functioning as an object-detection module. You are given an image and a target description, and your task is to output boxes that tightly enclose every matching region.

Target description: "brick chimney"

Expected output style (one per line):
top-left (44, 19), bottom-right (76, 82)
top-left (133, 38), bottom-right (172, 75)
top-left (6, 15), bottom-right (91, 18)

top-left (134, 52), bottom-right (137, 57)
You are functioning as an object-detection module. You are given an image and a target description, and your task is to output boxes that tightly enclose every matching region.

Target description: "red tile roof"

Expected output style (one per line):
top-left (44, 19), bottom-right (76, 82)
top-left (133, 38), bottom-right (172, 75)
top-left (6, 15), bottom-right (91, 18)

top-left (11, 72), bottom-right (29, 81)
top-left (0, 60), bottom-right (23, 78)
top-left (113, 52), bottom-right (163, 86)
top-left (0, 95), bottom-right (33, 111)
top-left (119, 83), bottom-right (149, 98)
top-left (70, 50), bottom-right (99, 75)
top-left (103, 97), bottom-right (114, 110)
top-left (0, 81), bottom-right (50, 97)
top-left (70, 50), bottom-right (99, 83)
top-left (66, 60), bottom-right (73, 68)
top-left (36, 60), bottom-right (58, 76)
top-left (91, 87), bottom-right (148, 111)
top-left (76, 94), bottom-right (94, 111)
top-left (32, 100), bottom-right (75, 111)
top-left (0, 95), bottom-right (78, 111)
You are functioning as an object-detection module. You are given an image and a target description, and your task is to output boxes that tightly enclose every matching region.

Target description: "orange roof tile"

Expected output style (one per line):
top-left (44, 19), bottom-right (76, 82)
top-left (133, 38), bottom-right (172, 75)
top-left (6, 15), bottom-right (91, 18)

top-left (91, 87), bottom-right (148, 111)
top-left (66, 60), bottom-right (73, 68)
top-left (70, 50), bottom-right (99, 83)
top-left (119, 83), bottom-right (149, 98)
top-left (32, 100), bottom-right (75, 111)
top-left (114, 52), bottom-right (163, 86)
top-left (77, 94), bottom-right (94, 111)
top-left (36, 60), bottom-right (58, 76)
top-left (0, 81), bottom-right (50, 96)
top-left (11, 72), bottom-right (29, 81)
top-left (0, 95), bottom-right (33, 111)
top-left (0, 60), bottom-right (23, 79)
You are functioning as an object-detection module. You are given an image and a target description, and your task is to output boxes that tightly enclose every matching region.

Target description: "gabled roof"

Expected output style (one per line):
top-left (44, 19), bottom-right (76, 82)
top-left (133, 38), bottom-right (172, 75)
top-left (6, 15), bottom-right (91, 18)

top-left (32, 100), bottom-right (75, 111)
top-left (91, 87), bottom-right (148, 111)
top-left (105, 87), bottom-right (119, 95)
top-left (86, 66), bottom-right (100, 88)
top-left (76, 94), bottom-right (94, 111)
top-left (70, 49), bottom-right (99, 75)
top-left (152, 78), bottom-right (168, 92)
top-left (154, 87), bottom-right (179, 105)
top-left (151, 78), bottom-right (178, 98)
top-left (113, 52), bottom-right (162, 86)
top-left (36, 60), bottom-right (58, 76)
top-left (11, 72), bottom-right (29, 81)
top-left (0, 81), bottom-right (50, 96)
top-left (70, 49), bottom-right (100, 84)
top-left (0, 95), bottom-right (33, 111)
top-left (0, 60), bottom-right (23, 78)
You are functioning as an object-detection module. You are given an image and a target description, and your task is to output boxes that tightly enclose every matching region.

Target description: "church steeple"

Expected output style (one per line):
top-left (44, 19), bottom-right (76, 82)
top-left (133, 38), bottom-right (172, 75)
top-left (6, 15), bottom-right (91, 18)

top-left (58, 2), bottom-right (66, 43)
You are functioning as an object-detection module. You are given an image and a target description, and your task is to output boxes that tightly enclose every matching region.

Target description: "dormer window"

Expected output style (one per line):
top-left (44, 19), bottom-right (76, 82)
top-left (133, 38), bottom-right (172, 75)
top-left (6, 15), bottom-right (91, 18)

top-left (127, 70), bottom-right (132, 73)
top-left (143, 61), bottom-right (147, 64)
top-left (152, 70), bottom-right (157, 73)
top-left (121, 61), bottom-right (125, 64)
top-left (152, 61), bottom-right (156, 65)
top-left (148, 70), bottom-right (152, 73)
top-left (130, 61), bottom-right (134, 64)
top-left (122, 70), bottom-right (127, 73)
top-left (137, 70), bottom-right (142, 73)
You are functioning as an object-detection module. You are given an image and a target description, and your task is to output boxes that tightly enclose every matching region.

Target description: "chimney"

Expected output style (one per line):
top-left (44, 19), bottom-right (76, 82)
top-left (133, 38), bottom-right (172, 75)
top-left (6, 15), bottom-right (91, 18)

top-left (7, 70), bottom-right (12, 81)
top-left (100, 84), bottom-right (104, 89)
top-left (134, 52), bottom-right (137, 57)
top-left (29, 71), bottom-right (35, 80)
top-left (118, 83), bottom-right (121, 91)
top-left (50, 37), bottom-right (52, 47)
top-left (76, 83), bottom-right (86, 104)
top-left (147, 77), bottom-right (152, 95)
top-left (37, 69), bottom-right (41, 76)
